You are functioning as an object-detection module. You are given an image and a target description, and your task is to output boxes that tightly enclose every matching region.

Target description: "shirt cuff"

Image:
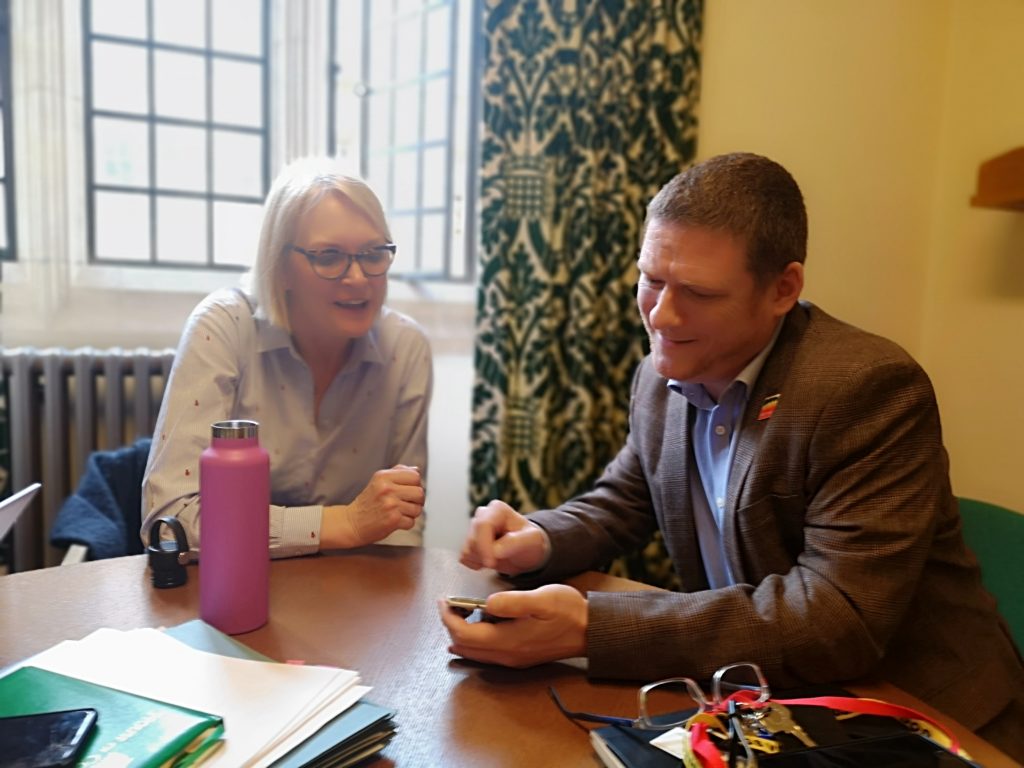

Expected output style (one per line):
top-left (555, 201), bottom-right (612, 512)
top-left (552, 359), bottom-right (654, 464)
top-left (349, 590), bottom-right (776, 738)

top-left (270, 504), bottom-right (322, 559)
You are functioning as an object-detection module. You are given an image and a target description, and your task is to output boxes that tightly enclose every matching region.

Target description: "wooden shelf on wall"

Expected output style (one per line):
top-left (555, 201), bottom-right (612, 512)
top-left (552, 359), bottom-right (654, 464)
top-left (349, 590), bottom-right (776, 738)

top-left (971, 146), bottom-right (1024, 211)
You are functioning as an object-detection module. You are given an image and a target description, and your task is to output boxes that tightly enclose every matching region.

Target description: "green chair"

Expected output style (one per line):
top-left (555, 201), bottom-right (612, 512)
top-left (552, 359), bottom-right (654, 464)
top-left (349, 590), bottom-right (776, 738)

top-left (958, 497), bottom-right (1024, 651)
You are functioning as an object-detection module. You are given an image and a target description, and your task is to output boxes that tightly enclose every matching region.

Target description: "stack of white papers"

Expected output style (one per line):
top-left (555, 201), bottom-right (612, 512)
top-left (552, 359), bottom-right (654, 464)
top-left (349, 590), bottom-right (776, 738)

top-left (28, 627), bottom-right (369, 767)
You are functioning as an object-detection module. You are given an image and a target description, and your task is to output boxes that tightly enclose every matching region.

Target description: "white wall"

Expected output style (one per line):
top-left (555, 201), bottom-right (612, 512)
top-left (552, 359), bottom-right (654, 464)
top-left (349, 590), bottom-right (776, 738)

top-left (422, 353), bottom-right (474, 551)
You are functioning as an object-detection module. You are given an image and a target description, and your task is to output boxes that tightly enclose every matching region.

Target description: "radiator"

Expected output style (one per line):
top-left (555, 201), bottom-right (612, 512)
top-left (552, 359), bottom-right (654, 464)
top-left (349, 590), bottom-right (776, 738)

top-left (0, 347), bottom-right (175, 571)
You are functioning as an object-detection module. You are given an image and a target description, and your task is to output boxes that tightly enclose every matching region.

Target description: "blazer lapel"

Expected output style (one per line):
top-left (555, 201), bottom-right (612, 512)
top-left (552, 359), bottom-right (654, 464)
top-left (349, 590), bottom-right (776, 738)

top-left (723, 306), bottom-right (809, 577)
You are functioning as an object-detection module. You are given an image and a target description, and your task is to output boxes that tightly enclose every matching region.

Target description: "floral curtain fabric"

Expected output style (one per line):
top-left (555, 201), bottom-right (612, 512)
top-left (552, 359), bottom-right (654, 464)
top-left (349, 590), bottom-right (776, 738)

top-left (471, 0), bottom-right (701, 582)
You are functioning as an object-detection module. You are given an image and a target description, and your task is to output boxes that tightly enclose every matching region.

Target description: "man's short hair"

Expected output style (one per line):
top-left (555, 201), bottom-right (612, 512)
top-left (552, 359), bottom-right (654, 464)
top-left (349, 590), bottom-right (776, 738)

top-left (252, 156), bottom-right (391, 331)
top-left (646, 152), bottom-right (808, 284)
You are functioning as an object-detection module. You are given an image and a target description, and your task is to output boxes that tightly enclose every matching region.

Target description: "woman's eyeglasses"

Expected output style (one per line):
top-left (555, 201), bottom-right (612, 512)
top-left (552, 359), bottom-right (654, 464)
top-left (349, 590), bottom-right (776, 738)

top-left (291, 243), bottom-right (396, 280)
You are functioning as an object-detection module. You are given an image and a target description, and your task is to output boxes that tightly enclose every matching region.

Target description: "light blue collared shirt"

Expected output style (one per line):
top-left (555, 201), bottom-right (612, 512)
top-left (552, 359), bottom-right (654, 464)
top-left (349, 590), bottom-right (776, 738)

top-left (668, 322), bottom-right (782, 588)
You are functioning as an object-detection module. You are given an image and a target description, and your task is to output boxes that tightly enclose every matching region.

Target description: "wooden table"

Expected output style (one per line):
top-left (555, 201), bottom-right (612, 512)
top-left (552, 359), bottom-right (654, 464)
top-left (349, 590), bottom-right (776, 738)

top-left (0, 546), bottom-right (1017, 767)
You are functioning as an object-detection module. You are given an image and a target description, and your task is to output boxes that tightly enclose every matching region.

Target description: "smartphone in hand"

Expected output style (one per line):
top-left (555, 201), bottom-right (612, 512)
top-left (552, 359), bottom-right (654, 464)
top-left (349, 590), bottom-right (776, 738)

top-left (446, 595), bottom-right (508, 623)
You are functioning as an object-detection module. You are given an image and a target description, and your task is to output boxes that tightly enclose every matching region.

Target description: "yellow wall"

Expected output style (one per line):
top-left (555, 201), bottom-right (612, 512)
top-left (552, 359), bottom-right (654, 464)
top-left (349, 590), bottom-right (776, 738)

top-left (923, 0), bottom-right (1024, 513)
top-left (699, 0), bottom-right (1024, 512)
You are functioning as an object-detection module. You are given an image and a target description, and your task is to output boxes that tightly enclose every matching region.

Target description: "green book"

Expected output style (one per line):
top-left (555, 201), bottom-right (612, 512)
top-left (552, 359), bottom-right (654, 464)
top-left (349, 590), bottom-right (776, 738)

top-left (0, 666), bottom-right (224, 767)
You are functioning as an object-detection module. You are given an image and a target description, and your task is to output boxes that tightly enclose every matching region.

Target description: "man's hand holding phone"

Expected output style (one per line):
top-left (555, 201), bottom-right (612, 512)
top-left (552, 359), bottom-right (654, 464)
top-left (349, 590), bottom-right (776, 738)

top-left (439, 585), bottom-right (587, 668)
top-left (445, 595), bottom-right (509, 623)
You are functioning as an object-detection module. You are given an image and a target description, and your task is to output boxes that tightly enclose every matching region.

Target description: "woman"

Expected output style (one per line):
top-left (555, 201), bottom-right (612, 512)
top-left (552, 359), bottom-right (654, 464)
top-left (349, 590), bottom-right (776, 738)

top-left (142, 157), bottom-right (432, 557)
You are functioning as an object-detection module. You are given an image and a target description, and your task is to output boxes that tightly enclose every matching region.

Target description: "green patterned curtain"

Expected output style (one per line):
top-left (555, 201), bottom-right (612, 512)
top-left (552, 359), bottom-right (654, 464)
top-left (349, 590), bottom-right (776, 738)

top-left (471, 0), bottom-right (701, 584)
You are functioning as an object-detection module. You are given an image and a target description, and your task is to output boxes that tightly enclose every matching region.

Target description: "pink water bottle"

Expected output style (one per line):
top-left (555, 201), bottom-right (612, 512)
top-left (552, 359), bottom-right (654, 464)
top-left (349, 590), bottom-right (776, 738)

top-left (199, 419), bottom-right (270, 634)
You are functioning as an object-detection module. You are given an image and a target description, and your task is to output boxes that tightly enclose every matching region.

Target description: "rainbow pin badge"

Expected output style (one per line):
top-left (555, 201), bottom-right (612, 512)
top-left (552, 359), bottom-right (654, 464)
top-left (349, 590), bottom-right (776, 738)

top-left (757, 394), bottom-right (780, 421)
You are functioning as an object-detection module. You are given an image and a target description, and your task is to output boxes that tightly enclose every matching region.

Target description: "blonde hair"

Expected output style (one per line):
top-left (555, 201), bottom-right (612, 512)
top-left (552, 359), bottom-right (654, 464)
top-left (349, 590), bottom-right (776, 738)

top-left (252, 156), bottom-right (391, 330)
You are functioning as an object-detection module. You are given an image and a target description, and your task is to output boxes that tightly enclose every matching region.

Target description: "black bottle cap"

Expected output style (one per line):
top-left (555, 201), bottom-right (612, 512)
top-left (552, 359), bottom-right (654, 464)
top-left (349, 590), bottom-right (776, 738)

top-left (147, 516), bottom-right (190, 589)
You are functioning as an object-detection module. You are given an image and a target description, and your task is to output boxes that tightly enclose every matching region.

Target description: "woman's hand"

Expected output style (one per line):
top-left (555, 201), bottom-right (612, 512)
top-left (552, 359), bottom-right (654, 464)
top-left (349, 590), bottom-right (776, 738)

top-left (320, 465), bottom-right (424, 548)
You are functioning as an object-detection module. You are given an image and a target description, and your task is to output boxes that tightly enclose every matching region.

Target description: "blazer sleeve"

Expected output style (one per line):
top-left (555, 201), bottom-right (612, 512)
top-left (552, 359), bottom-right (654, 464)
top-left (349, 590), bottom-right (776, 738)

top-left (519, 360), bottom-right (662, 581)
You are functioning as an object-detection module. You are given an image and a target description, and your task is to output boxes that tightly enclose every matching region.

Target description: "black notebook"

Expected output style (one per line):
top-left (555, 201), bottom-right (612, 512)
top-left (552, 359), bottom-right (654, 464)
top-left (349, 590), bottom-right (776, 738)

top-left (588, 688), bottom-right (974, 768)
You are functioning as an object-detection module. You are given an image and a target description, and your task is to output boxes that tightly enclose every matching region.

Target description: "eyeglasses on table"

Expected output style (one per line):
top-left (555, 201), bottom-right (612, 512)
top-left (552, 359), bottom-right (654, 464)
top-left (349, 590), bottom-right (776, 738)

top-left (549, 662), bottom-right (771, 767)
top-left (549, 662), bottom-right (771, 731)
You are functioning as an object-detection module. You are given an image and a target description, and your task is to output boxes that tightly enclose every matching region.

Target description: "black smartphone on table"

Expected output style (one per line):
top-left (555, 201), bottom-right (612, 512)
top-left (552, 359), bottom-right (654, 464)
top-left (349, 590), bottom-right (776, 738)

top-left (0, 708), bottom-right (98, 768)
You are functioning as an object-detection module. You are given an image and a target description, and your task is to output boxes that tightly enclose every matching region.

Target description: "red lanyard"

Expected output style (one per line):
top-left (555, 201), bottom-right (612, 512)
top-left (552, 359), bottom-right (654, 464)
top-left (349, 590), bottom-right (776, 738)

top-left (684, 691), bottom-right (962, 768)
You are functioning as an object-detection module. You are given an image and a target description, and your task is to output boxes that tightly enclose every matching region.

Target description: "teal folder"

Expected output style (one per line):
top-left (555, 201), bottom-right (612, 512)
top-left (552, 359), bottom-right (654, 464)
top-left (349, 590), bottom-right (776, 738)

top-left (164, 620), bottom-right (395, 768)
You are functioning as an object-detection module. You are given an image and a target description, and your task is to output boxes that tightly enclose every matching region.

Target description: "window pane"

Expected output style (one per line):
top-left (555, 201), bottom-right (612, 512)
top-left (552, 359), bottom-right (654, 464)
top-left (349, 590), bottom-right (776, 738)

top-left (0, 112), bottom-right (5, 176)
top-left (420, 212), bottom-right (444, 273)
top-left (369, 31), bottom-right (391, 83)
top-left (92, 42), bottom-right (149, 114)
top-left (212, 130), bottom-right (261, 196)
top-left (212, 0), bottom-right (263, 56)
top-left (91, 0), bottom-right (146, 39)
top-left (389, 213), bottom-right (417, 271)
top-left (85, 0), bottom-right (269, 268)
top-left (213, 59), bottom-right (262, 127)
top-left (0, 186), bottom-right (7, 250)
top-left (212, 200), bottom-right (261, 267)
top-left (367, 153), bottom-right (391, 210)
top-left (423, 77), bottom-right (448, 142)
top-left (393, 84), bottom-right (419, 147)
top-left (341, 0), bottom-right (473, 282)
top-left (396, 0), bottom-right (424, 15)
top-left (154, 0), bottom-right (205, 48)
top-left (334, 0), bottom-right (363, 75)
top-left (96, 191), bottom-right (150, 261)
top-left (392, 150), bottom-right (418, 210)
top-left (421, 145), bottom-right (447, 208)
top-left (157, 196), bottom-right (207, 263)
top-left (93, 117), bottom-right (149, 187)
top-left (394, 14), bottom-right (421, 82)
top-left (156, 125), bottom-right (207, 192)
top-left (425, 5), bottom-right (451, 74)
top-left (367, 92), bottom-right (392, 152)
top-left (154, 50), bottom-right (207, 121)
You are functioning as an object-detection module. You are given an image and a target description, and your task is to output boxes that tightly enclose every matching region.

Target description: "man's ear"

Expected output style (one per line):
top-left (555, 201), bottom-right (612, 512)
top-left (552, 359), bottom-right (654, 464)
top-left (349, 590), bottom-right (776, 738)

top-left (772, 261), bottom-right (804, 314)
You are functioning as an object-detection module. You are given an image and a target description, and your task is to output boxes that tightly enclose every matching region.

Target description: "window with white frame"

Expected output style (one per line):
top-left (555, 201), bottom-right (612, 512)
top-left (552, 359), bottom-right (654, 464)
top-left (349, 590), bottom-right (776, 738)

top-left (5, 0), bottom-right (476, 307)
top-left (83, 0), bottom-right (269, 270)
top-left (329, 0), bottom-right (478, 283)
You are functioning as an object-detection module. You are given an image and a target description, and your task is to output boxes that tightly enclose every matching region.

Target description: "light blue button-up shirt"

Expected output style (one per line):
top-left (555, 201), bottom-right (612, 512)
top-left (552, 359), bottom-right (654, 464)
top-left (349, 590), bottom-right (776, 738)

top-left (669, 322), bottom-right (782, 588)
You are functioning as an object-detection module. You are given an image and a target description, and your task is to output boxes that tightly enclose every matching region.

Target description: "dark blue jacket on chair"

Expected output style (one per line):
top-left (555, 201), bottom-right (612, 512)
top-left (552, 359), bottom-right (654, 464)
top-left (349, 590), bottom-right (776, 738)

top-left (50, 438), bottom-right (151, 559)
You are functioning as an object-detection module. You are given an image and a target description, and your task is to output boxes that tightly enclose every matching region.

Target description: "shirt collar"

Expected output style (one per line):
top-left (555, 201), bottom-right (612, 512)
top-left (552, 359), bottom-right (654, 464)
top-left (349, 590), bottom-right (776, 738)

top-left (668, 319), bottom-right (784, 408)
top-left (255, 306), bottom-right (386, 368)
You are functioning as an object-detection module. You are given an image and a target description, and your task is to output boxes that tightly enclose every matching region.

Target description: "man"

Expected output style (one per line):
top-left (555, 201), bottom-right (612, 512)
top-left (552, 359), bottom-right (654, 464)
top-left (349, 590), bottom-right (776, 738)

top-left (440, 153), bottom-right (1024, 759)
